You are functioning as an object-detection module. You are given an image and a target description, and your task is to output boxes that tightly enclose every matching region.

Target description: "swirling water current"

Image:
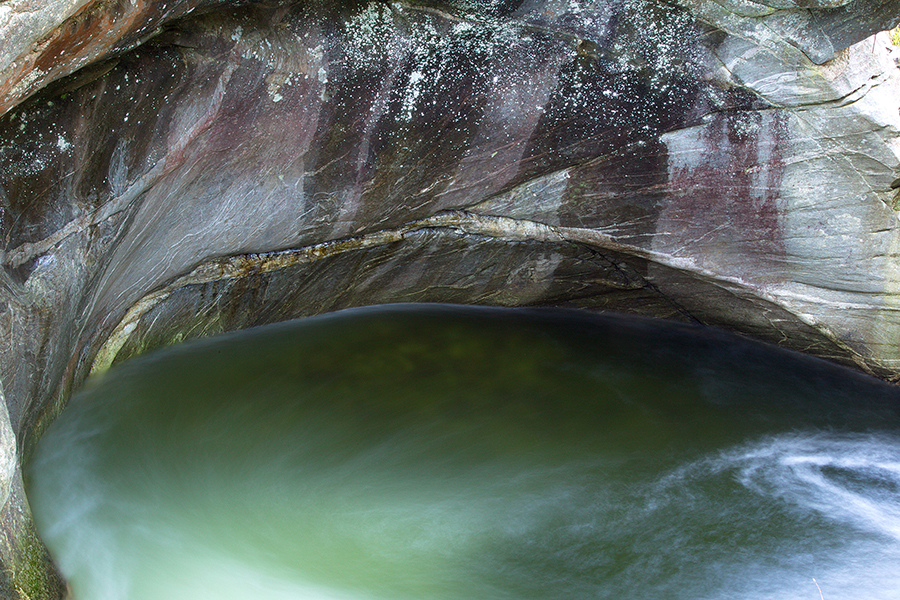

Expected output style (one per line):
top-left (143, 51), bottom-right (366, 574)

top-left (26, 304), bottom-right (900, 600)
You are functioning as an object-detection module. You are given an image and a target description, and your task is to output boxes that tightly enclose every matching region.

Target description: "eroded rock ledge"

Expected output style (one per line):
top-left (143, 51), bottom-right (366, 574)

top-left (1, 0), bottom-right (900, 597)
top-left (89, 210), bottom-right (860, 376)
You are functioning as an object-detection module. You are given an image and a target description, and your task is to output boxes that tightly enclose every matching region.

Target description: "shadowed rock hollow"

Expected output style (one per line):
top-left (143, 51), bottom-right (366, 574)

top-left (1, 0), bottom-right (900, 596)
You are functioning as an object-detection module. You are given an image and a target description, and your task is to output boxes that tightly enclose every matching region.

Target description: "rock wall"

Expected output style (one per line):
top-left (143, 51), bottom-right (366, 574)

top-left (1, 0), bottom-right (899, 596)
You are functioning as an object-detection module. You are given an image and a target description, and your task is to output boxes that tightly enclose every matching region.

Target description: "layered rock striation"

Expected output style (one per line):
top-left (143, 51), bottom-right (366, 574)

top-left (1, 0), bottom-right (900, 596)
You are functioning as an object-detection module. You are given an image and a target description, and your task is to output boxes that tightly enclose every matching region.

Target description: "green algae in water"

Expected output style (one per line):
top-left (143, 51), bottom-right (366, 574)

top-left (26, 304), bottom-right (900, 600)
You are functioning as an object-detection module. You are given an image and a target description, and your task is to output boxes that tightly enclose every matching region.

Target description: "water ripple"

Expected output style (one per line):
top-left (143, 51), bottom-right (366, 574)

top-left (726, 432), bottom-right (900, 542)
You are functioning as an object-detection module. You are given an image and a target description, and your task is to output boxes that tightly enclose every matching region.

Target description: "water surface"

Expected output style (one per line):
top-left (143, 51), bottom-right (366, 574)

top-left (28, 305), bottom-right (900, 599)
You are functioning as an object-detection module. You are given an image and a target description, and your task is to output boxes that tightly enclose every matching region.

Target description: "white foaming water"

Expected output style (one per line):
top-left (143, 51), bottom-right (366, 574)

top-left (653, 432), bottom-right (900, 600)
top-left (729, 433), bottom-right (900, 542)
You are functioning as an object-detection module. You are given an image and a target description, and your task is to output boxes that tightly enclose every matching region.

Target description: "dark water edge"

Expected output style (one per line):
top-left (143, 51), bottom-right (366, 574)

top-left (26, 304), bottom-right (900, 600)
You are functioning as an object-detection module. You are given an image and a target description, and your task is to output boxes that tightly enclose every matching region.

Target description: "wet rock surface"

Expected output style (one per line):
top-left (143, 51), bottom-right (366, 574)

top-left (1, 0), bottom-right (900, 596)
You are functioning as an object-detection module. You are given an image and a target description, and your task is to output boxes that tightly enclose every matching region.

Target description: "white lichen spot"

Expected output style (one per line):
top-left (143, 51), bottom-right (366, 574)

top-left (29, 156), bottom-right (47, 174)
top-left (266, 71), bottom-right (300, 103)
top-left (732, 114), bottom-right (760, 138)
top-left (232, 26), bottom-right (243, 42)
top-left (452, 21), bottom-right (474, 35)
top-left (56, 134), bottom-right (71, 152)
top-left (402, 71), bottom-right (426, 121)
top-left (310, 44), bottom-right (325, 64)
top-left (343, 3), bottom-right (398, 64)
top-left (409, 71), bottom-right (425, 86)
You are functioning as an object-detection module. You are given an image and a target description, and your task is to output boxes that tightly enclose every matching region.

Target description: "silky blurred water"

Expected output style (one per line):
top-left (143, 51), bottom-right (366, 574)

top-left (27, 304), bottom-right (900, 600)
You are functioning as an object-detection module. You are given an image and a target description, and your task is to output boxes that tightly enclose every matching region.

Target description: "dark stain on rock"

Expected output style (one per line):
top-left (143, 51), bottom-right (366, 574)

top-left (518, 54), bottom-right (654, 181)
top-left (305, 5), bottom-right (491, 235)
top-left (513, 0), bottom-right (712, 251)
top-left (0, 95), bottom-right (79, 255)
top-left (663, 108), bottom-right (789, 274)
top-left (302, 38), bottom-right (396, 226)
top-left (558, 138), bottom-right (670, 249)
top-left (366, 39), bottom-right (487, 210)
top-left (70, 47), bottom-right (185, 200)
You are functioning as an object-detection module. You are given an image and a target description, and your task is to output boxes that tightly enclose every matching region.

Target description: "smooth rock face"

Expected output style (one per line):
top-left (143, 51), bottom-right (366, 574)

top-left (1, 0), bottom-right (900, 596)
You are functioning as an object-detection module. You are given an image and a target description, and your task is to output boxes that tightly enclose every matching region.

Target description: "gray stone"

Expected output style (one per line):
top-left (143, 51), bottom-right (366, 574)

top-left (1, 0), bottom-right (900, 596)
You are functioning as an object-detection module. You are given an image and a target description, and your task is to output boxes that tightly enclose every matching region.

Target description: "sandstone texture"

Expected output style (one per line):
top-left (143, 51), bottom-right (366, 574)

top-left (1, 0), bottom-right (900, 596)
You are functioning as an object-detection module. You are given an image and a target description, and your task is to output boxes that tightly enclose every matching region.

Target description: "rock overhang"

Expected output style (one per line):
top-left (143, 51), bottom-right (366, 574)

top-left (2, 0), bottom-right (900, 597)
